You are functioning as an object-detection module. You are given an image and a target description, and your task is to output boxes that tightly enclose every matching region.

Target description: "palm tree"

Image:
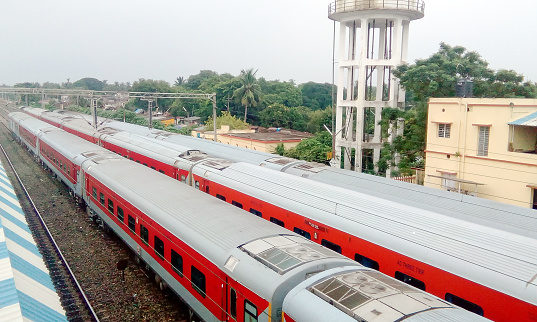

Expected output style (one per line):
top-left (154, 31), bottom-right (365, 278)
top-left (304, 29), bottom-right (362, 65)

top-left (233, 69), bottom-right (262, 122)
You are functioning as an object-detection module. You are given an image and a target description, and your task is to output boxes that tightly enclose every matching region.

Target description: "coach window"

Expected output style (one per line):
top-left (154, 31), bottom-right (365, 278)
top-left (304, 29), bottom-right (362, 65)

top-left (107, 199), bottom-right (114, 213)
top-left (92, 187), bottom-right (97, 199)
top-left (230, 288), bottom-right (237, 319)
top-left (354, 253), bottom-right (379, 270)
top-left (136, 160), bottom-right (140, 164)
top-left (171, 250), bottom-right (183, 276)
top-left (140, 225), bottom-right (149, 244)
top-left (249, 208), bottom-right (262, 217)
top-left (195, 181), bottom-right (200, 190)
top-left (129, 157), bottom-right (134, 161)
top-left (159, 170), bottom-right (165, 174)
top-left (128, 215), bottom-right (136, 232)
top-left (394, 271), bottom-right (425, 291)
top-left (270, 217), bottom-right (285, 228)
top-left (143, 163), bottom-right (148, 167)
top-left (293, 227), bottom-right (311, 240)
top-left (117, 206), bottom-right (124, 222)
top-left (216, 194), bottom-right (226, 201)
top-left (151, 166), bottom-right (156, 170)
top-left (191, 266), bottom-right (206, 298)
top-left (445, 293), bottom-right (484, 316)
top-left (321, 239), bottom-right (342, 254)
top-left (154, 236), bottom-right (164, 259)
top-left (99, 193), bottom-right (105, 206)
top-left (232, 201), bottom-right (243, 209)
top-left (244, 300), bottom-right (258, 322)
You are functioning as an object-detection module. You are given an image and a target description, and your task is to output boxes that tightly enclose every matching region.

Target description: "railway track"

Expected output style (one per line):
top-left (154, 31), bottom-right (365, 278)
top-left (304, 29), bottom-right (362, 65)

top-left (0, 102), bottom-right (188, 321)
top-left (0, 137), bottom-right (99, 321)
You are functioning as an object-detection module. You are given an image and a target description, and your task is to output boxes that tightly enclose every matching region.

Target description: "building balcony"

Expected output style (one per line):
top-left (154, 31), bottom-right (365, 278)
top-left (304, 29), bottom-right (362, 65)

top-left (328, 0), bottom-right (425, 21)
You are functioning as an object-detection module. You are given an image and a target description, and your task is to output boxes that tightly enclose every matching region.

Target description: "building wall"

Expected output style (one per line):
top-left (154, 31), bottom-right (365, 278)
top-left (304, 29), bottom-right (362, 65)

top-left (216, 135), bottom-right (301, 153)
top-left (425, 98), bottom-right (537, 208)
top-left (191, 126), bottom-right (302, 153)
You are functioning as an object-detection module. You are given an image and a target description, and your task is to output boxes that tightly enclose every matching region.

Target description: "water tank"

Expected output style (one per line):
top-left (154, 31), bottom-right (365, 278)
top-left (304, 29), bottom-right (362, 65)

top-left (456, 78), bottom-right (474, 98)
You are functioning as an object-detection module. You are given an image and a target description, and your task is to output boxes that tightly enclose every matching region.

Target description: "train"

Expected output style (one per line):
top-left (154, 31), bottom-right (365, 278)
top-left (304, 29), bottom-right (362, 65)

top-left (7, 111), bottom-right (493, 322)
top-left (19, 107), bottom-right (537, 321)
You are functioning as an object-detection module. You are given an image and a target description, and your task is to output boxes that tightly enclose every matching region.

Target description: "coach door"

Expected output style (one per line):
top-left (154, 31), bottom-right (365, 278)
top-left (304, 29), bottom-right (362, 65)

top-left (228, 284), bottom-right (238, 321)
top-left (221, 278), bottom-right (235, 321)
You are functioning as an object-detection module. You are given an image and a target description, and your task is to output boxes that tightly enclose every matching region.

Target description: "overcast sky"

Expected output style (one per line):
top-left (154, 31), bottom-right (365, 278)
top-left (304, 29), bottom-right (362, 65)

top-left (1, 0), bottom-right (536, 86)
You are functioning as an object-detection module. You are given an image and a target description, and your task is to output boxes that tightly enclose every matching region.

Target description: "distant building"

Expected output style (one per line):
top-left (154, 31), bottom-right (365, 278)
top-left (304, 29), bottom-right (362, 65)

top-left (425, 98), bottom-right (537, 209)
top-left (192, 126), bottom-right (312, 153)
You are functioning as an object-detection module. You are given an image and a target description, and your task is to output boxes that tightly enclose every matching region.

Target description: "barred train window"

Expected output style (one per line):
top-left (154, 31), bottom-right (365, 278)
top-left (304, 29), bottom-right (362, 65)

top-left (191, 266), bottom-right (206, 297)
top-left (117, 207), bottom-right (124, 222)
top-left (154, 236), bottom-right (164, 258)
top-left (171, 250), bottom-right (183, 276)
top-left (107, 199), bottom-right (114, 213)
top-left (140, 225), bottom-right (149, 244)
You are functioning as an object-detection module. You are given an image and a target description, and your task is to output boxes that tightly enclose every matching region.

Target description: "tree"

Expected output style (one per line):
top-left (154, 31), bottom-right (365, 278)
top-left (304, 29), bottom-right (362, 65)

top-left (174, 76), bottom-right (185, 86)
top-left (258, 79), bottom-right (303, 107)
top-left (307, 106), bottom-right (333, 134)
top-left (259, 104), bottom-right (310, 131)
top-left (72, 78), bottom-right (105, 91)
top-left (204, 111), bottom-right (249, 131)
top-left (284, 132), bottom-right (332, 163)
top-left (389, 42), bottom-right (537, 175)
top-left (185, 70), bottom-right (218, 90)
top-left (128, 79), bottom-right (173, 110)
top-left (299, 82), bottom-right (334, 110)
top-left (233, 69), bottom-right (262, 122)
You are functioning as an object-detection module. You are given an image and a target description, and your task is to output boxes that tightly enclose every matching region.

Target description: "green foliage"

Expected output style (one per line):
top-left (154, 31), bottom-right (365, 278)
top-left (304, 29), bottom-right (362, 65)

top-left (306, 107), bottom-right (333, 134)
top-left (299, 82), bottom-right (334, 110)
top-left (387, 42), bottom-right (537, 176)
top-left (233, 69), bottom-right (262, 121)
top-left (258, 79), bottom-right (302, 107)
top-left (128, 79), bottom-right (173, 110)
top-left (185, 70), bottom-right (219, 90)
top-left (72, 78), bottom-right (105, 91)
top-left (259, 104), bottom-right (310, 132)
top-left (274, 143), bottom-right (285, 156)
top-left (284, 132), bottom-right (332, 163)
top-left (205, 111), bottom-right (250, 131)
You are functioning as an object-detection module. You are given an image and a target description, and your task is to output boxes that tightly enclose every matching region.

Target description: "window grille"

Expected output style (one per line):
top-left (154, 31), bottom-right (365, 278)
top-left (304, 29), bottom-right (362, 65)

top-left (478, 126), bottom-right (490, 156)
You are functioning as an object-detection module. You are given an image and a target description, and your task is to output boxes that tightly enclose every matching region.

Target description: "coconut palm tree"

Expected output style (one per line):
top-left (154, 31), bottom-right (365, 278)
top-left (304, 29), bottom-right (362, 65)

top-left (233, 69), bottom-right (262, 122)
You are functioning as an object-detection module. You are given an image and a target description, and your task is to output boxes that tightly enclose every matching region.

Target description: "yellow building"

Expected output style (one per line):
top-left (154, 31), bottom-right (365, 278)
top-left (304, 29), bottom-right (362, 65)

top-left (425, 98), bottom-right (537, 209)
top-left (192, 125), bottom-right (312, 153)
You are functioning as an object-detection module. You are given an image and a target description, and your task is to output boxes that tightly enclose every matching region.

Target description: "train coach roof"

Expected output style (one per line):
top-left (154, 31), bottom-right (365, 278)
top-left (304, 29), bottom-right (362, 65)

top-left (201, 162), bottom-right (537, 304)
top-left (40, 131), bottom-right (107, 161)
top-left (307, 168), bottom-right (537, 238)
top-left (11, 113), bottom-right (58, 134)
top-left (82, 159), bottom-right (299, 266)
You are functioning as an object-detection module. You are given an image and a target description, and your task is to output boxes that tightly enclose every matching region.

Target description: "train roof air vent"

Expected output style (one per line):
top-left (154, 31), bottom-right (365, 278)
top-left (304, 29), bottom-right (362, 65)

top-left (309, 270), bottom-right (452, 321)
top-left (239, 235), bottom-right (343, 275)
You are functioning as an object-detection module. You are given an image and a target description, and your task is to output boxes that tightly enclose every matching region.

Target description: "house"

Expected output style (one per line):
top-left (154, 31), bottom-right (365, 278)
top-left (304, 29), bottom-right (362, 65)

top-left (192, 126), bottom-right (312, 153)
top-left (424, 98), bottom-right (537, 209)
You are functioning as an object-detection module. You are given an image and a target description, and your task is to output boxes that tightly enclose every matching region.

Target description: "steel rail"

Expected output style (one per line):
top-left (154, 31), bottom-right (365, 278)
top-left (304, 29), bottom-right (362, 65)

top-left (0, 116), bottom-right (101, 322)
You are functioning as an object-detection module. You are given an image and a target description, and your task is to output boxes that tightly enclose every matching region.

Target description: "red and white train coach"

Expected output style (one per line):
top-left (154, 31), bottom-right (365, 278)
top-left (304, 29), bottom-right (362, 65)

top-left (19, 108), bottom-right (537, 321)
top-left (8, 111), bottom-right (492, 322)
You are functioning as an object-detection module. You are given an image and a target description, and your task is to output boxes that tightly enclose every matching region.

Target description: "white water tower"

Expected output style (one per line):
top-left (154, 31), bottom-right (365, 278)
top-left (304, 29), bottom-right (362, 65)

top-left (328, 0), bottom-right (424, 175)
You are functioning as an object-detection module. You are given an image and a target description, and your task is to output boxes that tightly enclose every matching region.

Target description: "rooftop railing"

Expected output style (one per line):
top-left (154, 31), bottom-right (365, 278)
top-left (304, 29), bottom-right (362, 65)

top-left (328, 0), bottom-right (425, 15)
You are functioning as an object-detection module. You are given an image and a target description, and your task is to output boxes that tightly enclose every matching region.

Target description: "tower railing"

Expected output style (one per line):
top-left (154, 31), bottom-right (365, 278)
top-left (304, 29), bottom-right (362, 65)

top-left (328, 0), bottom-right (425, 15)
